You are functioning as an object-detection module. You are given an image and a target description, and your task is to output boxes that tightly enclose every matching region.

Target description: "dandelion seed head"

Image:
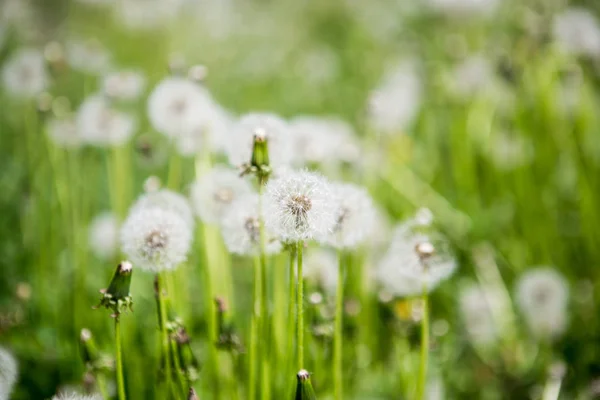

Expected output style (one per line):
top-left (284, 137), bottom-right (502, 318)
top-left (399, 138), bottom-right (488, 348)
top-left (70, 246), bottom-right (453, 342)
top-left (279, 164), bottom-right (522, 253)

top-left (190, 166), bottom-right (253, 224)
top-left (220, 193), bottom-right (282, 255)
top-left (131, 189), bottom-right (194, 228)
top-left (304, 248), bottom-right (338, 295)
top-left (176, 103), bottom-right (232, 157)
top-left (46, 116), bottom-right (81, 149)
top-left (320, 183), bottom-right (376, 249)
top-left (88, 211), bottom-right (119, 260)
top-left (76, 94), bottom-right (136, 147)
top-left (516, 267), bottom-right (569, 340)
top-left (0, 346), bottom-right (18, 400)
top-left (52, 394), bottom-right (102, 400)
top-left (226, 112), bottom-right (293, 168)
top-left (1, 47), bottom-right (48, 99)
top-left (102, 69), bottom-right (146, 101)
top-left (263, 170), bottom-right (337, 242)
top-left (553, 8), bottom-right (600, 58)
top-left (459, 284), bottom-right (498, 345)
top-left (120, 206), bottom-right (192, 272)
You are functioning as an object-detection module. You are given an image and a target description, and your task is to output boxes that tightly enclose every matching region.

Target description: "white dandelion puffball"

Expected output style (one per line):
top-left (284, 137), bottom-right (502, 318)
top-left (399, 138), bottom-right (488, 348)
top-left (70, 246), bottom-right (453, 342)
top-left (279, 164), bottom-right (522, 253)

top-left (320, 183), bottom-right (376, 249)
top-left (120, 206), bottom-right (192, 272)
top-left (220, 193), bottom-right (282, 256)
top-left (190, 166), bottom-right (253, 224)
top-left (304, 248), bottom-right (338, 295)
top-left (46, 117), bottom-right (81, 149)
top-left (1, 48), bottom-right (48, 99)
top-left (553, 8), bottom-right (600, 58)
top-left (515, 267), bottom-right (569, 340)
top-left (263, 170), bottom-right (337, 243)
top-left (289, 116), bottom-right (360, 167)
top-left (226, 112), bottom-right (294, 168)
top-left (459, 284), bottom-right (498, 346)
top-left (0, 347), bottom-right (18, 400)
top-left (367, 60), bottom-right (422, 135)
top-left (176, 102), bottom-right (233, 157)
top-left (76, 94), bottom-right (136, 146)
top-left (102, 69), bottom-right (146, 101)
top-left (147, 77), bottom-right (215, 139)
top-left (52, 394), bottom-right (102, 400)
top-left (427, 0), bottom-right (501, 17)
top-left (130, 189), bottom-right (194, 228)
top-left (65, 39), bottom-right (111, 75)
top-left (376, 221), bottom-right (457, 297)
top-left (88, 212), bottom-right (119, 260)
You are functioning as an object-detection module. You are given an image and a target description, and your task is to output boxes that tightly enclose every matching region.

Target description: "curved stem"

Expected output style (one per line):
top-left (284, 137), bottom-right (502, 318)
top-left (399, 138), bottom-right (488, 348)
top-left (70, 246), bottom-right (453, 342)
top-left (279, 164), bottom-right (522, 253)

top-left (115, 318), bottom-right (126, 400)
top-left (296, 241), bottom-right (304, 370)
top-left (333, 251), bottom-right (344, 400)
top-left (416, 294), bottom-right (429, 400)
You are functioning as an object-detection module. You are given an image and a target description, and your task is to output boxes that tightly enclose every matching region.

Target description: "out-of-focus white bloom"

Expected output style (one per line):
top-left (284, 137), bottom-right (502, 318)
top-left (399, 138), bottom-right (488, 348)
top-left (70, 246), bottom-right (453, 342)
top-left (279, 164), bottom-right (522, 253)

top-left (304, 248), bottom-right (338, 295)
top-left (114, 0), bottom-right (185, 30)
top-left (367, 61), bottom-right (422, 135)
top-left (515, 267), bottom-right (569, 340)
top-left (553, 8), bottom-right (600, 58)
top-left (320, 183), bottom-right (376, 249)
top-left (88, 212), bottom-right (119, 260)
top-left (226, 113), bottom-right (293, 168)
top-left (46, 117), bottom-right (81, 149)
top-left (66, 39), bottom-right (111, 75)
top-left (147, 77), bottom-right (215, 139)
top-left (485, 132), bottom-right (534, 171)
top-left (376, 218), bottom-right (457, 297)
top-left (220, 193), bottom-right (281, 255)
top-left (263, 170), bottom-right (337, 243)
top-left (289, 116), bottom-right (360, 167)
top-left (102, 70), bottom-right (146, 101)
top-left (427, 0), bottom-right (501, 17)
top-left (447, 55), bottom-right (495, 97)
top-left (459, 284), bottom-right (498, 345)
top-left (176, 103), bottom-right (233, 157)
top-left (1, 48), bottom-right (48, 99)
top-left (52, 394), bottom-right (102, 400)
top-left (120, 206), bottom-right (192, 272)
top-left (130, 189), bottom-right (194, 228)
top-left (76, 94), bottom-right (136, 146)
top-left (0, 346), bottom-right (18, 400)
top-left (190, 166), bottom-right (253, 224)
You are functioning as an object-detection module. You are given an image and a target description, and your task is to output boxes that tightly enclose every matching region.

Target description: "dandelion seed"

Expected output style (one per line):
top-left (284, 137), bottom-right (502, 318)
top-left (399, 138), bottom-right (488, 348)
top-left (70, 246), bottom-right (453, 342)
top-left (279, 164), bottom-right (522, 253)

top-left (367, 60), bottom-right (422, 135)
top-left (0, 346), bottom-right (18, 400)
top-left (65, 38), bottom-right (111, 75)
top-left (515, 267), bottom-right (569, 340)
top-left (190, 166), bottom-right (253, 224)
top-left (376, 219), bottom-right (456, 297)
top-left (220, 193), bottom-right (281, 256)
top-left (130, 189), bottom-right (194, 228)
top-left (553, 8), bottom-right (600, 59)
top-left (88, 211), bottom-right (120, 260)
top-left (320, 183), bottom-right (376, 249)
top-left (76, 94), bottom-right (136, 147)
top-left (120, 207), bottom-right (192, 272)
top-left (102, 69), bottom-right (146, 101)
top-left (1, 48), bottom-right (48, 99)
top-left (226, 112), bottom-right (293, 168)
top-left (46, 116), bottom-right (81, 149)
top-left (263, 170), bottom-right (337, 243)
top-left (304, 248), bottom-right (338, 295)
top-left (459, 284), bottom-right (498, 346)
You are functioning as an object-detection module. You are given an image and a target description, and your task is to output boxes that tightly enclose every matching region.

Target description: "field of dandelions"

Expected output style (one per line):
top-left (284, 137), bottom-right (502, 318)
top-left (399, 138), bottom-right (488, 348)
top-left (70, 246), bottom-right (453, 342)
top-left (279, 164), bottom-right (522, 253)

top-left (2, 0), bottom-right (600, 399)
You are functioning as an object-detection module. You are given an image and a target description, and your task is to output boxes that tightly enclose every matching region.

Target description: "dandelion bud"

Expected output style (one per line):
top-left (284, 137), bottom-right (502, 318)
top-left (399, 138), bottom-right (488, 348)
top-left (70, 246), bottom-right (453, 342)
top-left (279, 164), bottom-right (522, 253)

top-left (295, 370), bottom-right (317, 400)
top-left (96, 261), bottom-right (133, 318)
top-left (250, 128), bottom-right (271, 183)
top-left (188, 388), bottom-right (199, 400)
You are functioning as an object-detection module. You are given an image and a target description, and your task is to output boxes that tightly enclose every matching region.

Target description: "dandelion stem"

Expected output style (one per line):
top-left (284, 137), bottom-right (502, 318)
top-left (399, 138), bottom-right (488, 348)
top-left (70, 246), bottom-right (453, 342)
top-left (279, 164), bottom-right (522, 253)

top-left (286, 246), bottom-right (297, 392)
top-left (249, 254), bottom-right (262, 400)
top-left (297, 241), bottom-right (304, 370)
top-left (258, 184), bottom-right (270, 400)
top-left (96, 373), bottom-right (110, 400)
top-left (416, 293), bottom-right (429, 400)
top-left (157, 274), bottom-right (174, 398)
top-left (115, 317), bottom-right (126, 400)
top-left (333, 251), bottom-right (344, 400)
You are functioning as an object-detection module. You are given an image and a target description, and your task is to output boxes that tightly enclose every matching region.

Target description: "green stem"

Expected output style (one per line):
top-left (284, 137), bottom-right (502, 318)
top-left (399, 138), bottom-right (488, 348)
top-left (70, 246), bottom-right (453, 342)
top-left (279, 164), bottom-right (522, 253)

top-left (249, 255), bottom-right (262, 400)
top-left (96, 373), bottom-right (109, 400)
top-left (333, 251), bottom-right (344, 400)
top-left (296, 241), bottom-right (304, 370)
top-left (258, 185), bottom-right (270, 400)
top-left (115, 318), bottom-right (126, 400)
top-left (286, 247), bottom-right (297, 393)
top-left (416, 294), bottom-right (429, 400)
top-left (157, 274), bottom-right (173, 398)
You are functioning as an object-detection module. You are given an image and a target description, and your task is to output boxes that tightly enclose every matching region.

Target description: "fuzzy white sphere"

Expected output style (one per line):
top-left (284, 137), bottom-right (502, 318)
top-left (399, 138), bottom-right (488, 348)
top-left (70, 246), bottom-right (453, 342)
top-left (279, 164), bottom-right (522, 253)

top-left (220, 193), bottom-right (282, 256)
top-left (120, 206), bottom-right (192, 272)
top-left (459, 284), bottom-right (498, 346)
top-left (175, 103), bottom-right (233, 157)
top-left (88, 212), bottom-right (120, 260)
top-left (102, 69), bottom-right (146, 101)
top-left (263, 170), bottom-right (337, 243)
top-left (320, 183), bottom-right (376, 249)
top-left (1, 48), bottom-right (48, 99)
top-left (130, 189), bottom-right (194, 228)
top-left (553, 8), bottom-right (600, 58)
top-left (226, 112), bottom-right (293, 168)
top-left (65, 39), bottom-right (112, 75)
top-left (0, 347), bottom-right (18, 400)
top-left (190, 166), bottom-right (253, 224)
top-left (515, 267), bottom-right (569, 340)
top-left (76, 94), bottom-right (136, 147)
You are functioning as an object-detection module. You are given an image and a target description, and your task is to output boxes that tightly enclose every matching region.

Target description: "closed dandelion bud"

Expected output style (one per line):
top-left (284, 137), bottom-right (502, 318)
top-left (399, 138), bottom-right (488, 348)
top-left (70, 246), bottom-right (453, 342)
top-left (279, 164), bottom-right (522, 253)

top-left (294, 370), bottom-right (317, 400)
top-left (96, 261), bottom-right (133, 318)
top-left (250, 128), bottom-right (270, 180)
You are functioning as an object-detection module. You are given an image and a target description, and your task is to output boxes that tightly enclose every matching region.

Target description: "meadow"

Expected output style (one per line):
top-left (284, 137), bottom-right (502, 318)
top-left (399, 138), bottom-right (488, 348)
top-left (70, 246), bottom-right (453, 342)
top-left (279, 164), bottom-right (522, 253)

top-left (1, 0), bottom-right (600, 399)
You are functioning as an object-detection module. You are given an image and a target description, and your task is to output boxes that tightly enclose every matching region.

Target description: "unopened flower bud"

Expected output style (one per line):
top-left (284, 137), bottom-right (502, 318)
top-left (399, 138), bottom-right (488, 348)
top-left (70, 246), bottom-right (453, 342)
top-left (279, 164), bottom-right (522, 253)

top-left (295, 369), bottom-right (317, 400)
